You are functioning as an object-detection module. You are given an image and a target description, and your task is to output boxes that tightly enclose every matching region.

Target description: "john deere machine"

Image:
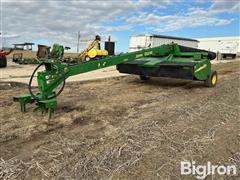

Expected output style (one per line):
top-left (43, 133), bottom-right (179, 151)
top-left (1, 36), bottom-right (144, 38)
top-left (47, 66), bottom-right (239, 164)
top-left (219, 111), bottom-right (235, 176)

top-left (14, 42), bottom-right (217, 119)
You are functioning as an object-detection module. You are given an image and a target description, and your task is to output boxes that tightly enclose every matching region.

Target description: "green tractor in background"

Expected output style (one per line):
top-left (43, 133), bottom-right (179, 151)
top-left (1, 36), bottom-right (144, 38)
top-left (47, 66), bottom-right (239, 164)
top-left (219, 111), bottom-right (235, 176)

top-left (12, 43), bottom-right (67, 64)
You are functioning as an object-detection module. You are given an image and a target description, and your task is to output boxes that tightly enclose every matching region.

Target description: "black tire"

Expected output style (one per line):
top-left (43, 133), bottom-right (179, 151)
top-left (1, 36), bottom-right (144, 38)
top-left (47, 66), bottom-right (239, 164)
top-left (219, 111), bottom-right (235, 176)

top-left (140, 75), bottom-right (150, 81)
top-left (232, 54), bottom-right (236, 59)
top-left (204, 70), bottom-right (217, 87)
top-left (0, 57), bottom-right (7, 68)
top-left (207, 52), bottom-right (216, 60)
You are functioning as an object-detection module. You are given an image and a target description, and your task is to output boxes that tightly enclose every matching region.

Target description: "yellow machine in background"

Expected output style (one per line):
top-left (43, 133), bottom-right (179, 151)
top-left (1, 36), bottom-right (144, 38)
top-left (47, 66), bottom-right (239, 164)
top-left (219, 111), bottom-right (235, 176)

top-left (79, 35), bottom-right (108, 61)
top-left (87, 49), bottom-right (108, 59)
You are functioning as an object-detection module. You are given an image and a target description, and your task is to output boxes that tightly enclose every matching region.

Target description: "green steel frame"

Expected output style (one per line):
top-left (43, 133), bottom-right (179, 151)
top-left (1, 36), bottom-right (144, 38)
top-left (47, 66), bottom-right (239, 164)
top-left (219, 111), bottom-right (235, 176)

top-left (14, 44), bottom-right (214, 119)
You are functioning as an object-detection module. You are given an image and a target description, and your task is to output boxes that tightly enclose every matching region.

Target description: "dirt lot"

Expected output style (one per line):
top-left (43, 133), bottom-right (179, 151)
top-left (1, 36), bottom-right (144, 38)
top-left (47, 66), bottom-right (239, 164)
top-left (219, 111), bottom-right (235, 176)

top-left (0, 61), bottom-right (239, 179)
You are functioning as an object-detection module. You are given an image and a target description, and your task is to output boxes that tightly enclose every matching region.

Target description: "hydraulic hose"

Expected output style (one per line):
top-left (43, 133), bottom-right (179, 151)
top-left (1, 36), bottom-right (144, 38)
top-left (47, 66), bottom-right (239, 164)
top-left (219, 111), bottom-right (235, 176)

top-left (28, 63), bottom-right (66, 102)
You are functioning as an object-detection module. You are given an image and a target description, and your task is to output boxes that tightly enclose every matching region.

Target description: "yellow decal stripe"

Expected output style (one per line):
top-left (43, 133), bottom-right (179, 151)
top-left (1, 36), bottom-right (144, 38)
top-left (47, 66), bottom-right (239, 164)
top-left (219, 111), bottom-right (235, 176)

top-left (136, 54), bottom-right (143, 58)
top-left (195, 64), bottom-right (207, 73)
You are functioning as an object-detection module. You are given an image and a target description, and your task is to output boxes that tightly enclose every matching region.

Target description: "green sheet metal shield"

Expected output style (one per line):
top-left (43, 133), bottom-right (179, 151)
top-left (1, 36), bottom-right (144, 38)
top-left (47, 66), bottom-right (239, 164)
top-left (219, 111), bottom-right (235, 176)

top-left (194, 60), bottom-right (211, 80)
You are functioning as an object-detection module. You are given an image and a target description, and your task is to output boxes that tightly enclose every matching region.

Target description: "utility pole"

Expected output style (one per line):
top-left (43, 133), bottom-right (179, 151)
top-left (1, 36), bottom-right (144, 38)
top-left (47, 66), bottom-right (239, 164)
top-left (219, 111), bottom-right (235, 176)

top-left (77, 31), bottom-right (80, 53)
top-left (0, 0), bottom-right (3, 49)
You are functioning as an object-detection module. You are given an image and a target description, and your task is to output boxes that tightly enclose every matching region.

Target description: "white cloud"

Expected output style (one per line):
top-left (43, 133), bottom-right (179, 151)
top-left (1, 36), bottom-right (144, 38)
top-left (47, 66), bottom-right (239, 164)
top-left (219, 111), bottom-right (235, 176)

top-left (149, 16), bottom-right (232, 33)
top-left (210, 0), bottom-right (240, 13)
top-left (2, 0), bottom-right (169, 49)
top-left (126, 1), bottom-right (236, 33)
top-left (0, 0), bottom-right (237, 50)
top-left (0, 33), bottom-right (20, 39)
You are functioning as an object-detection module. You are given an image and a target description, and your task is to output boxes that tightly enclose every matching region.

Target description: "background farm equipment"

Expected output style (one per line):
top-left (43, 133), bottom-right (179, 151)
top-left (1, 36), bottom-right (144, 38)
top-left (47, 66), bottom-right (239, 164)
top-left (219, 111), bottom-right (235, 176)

top-left (12, 44), bottom-right (68, 64)
top-left (14, 43), bottom-right (217, 119)
top-left (0, 49), bottom-right (13, 68)
top-left (11, 35), bottom-right (114, 65)
top-left (13, 52), bottom-right (39, 64)
top-left (79, 35), bottom-right (109, 61)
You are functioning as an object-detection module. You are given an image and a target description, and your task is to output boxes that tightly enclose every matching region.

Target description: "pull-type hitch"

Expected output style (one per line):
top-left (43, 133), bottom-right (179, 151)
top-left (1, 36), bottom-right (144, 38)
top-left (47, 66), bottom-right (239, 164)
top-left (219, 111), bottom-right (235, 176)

top-left (14, 95), bottom-right (57, 119)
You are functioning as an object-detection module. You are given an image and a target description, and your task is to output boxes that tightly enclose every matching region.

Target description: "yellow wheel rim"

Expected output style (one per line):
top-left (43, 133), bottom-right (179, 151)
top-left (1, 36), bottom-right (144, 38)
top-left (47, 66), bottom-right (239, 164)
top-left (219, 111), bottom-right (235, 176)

top-left (211, 74), bottom-right (217, 85)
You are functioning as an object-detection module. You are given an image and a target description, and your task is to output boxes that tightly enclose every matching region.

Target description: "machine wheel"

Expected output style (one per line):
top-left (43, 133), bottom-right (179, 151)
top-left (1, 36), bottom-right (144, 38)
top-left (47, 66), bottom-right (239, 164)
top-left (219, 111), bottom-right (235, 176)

top-left (205, 70), bottom-right (217, 87)
top-left (140, 75), bottom-right (150, 81)
top-left (0, 57), bottom-right (7, 68)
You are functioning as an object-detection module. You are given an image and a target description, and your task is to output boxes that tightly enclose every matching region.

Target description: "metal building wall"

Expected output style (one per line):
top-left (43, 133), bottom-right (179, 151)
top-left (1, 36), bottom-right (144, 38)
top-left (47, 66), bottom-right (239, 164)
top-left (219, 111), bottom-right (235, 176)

top-left (129, 34), bottom-right (198, 52)
top-left (151, 38), bottom-right (198, 49)
top-left (197, 36), bottom-right (240, 55)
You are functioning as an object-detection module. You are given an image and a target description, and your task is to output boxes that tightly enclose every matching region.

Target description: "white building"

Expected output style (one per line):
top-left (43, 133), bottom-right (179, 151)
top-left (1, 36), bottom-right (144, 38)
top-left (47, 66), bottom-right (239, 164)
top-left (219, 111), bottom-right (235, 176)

top-left (129, 34), bottom-right (198, 52)
top-left (197, 36), bottom-right (240, 58)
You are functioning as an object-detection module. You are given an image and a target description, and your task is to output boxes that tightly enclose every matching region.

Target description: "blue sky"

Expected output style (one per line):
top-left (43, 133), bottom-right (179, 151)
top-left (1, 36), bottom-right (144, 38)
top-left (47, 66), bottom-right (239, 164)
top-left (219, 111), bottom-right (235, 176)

top-left (1, 0), bottom-right (240, 52)
top-left (112, 0), bottom-right (239, 51)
